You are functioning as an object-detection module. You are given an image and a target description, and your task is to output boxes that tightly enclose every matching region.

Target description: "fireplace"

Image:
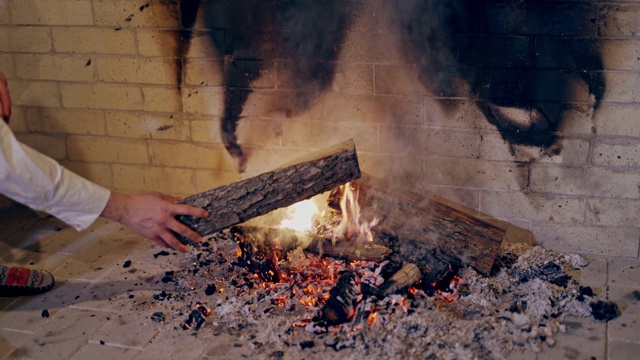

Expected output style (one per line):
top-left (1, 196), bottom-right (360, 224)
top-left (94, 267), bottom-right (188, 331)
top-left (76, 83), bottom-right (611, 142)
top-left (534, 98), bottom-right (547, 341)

top-left (1, 0), bottom-right (638, 358)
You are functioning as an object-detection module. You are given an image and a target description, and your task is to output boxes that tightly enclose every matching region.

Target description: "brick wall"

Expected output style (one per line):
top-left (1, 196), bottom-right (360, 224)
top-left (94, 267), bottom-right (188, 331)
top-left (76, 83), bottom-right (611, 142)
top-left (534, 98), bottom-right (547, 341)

top-left (0, 0), bottom-right (638, 258)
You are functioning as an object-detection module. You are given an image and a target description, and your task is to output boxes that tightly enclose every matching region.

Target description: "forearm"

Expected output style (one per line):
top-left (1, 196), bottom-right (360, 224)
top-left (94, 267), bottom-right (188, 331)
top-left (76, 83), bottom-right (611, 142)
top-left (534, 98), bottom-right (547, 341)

top-left (0, 121), bottom-right (110, 230)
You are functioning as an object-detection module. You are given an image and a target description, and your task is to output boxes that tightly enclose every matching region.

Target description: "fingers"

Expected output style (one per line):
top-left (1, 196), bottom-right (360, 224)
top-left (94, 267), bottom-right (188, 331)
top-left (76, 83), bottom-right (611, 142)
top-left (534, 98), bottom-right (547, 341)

top-left (157, 230), bottom-right (189, 253)
top-left (0, 72), bottom-right (11, 123)
top-left (168, 218), bottom-right (202, 244)
top-left (170, 203), bottom-right (209, 218)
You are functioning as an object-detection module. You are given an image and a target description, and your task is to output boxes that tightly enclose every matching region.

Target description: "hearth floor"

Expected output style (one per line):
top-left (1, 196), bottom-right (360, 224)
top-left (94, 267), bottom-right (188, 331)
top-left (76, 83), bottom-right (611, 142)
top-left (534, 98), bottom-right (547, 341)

top-left (0, 205), bottom-right (638, 360)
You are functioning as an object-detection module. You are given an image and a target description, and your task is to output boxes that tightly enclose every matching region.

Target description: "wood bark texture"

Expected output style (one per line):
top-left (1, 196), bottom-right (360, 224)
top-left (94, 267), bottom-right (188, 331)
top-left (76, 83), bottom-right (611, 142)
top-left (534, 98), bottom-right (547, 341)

top-left (176, 139), bottom-right (361, 244)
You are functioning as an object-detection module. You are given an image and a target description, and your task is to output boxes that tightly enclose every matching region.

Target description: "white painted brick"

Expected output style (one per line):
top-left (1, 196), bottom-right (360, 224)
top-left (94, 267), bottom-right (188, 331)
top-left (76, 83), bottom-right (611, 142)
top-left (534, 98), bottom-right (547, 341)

top-left (0, 26), bottom-right (51, 53)
top-left (149, 141), bottom-right (235, 170)
top-left (67, 135), bottom-right (148, 164)
top-left (52, 27), bottom-right (136, 54)
top-left (282, 120), bottom-right (377, 152)
top-left (194, 169), bottom-right (241, 192)
top-left (243, 90), bottom-right (325, 120)
top-left (185, 31), bottom-right (224, 59)
top-left (26, 108), bottom-right (105, 135)
top-left (602, 72), bottom-right (640, 103)
top-left (592, 138), bottom-right (640, 167)
top-left (422, 157), bottom-right (528, 190)
top-left (181, 87), bottom-right (224, 116)
top-left (15, 133), bottom-right (67, 160)
top-left (325, 93), bottom-right (422, 125)
top-left (105, 111), bottom-right (189, 141)
top-left (0, 54), bottom-right (14, 78)
top-left (601, 40), bottom-right (640, 71)
top-left (379, 126), bottom-right (480, 158)
top-left (190, 118), bottom-right (222, 144)
top-left (241, 148), bottom-right (309, 174)
top-left (8, 80), bottom-right (61, 107)
top-left (481, 132), bottom-right (590, 165)
top-left (15, 54), bottom-right (95, 82)
top-left (60, 161), bottom-right (113, 188)
top-left (60, 83), bottom-right (143, 110)
top-left (7, 107), bottom-right (27, 132)
top-left (539, 138), bottom-right (591, 165)
top-left (595, 104), bottom-right (640, 137)
top-left (136, 29), bottom-right (179, 57)
top-left (587, 198), bottom-right (640, 227)
top-left (112, 164), bottom-right (196, 196)
top-left (531, 164), bottom-right (640, 199)
top-left (97, 57), bottom-right (178, 85)
top-left (533, 223), bottom-right (638, 257)
top-left (0, 4), bottom-right (9, 24)
top-left (555, 103), bottom-right (595, 136)
top-left (11, 0), bottom-right (93, 26)
top-left (330, 63), bottom-right (374, 94)
top-left (92, 0), bottom-right (180, 28)
top-left (480, 190), bottom-right (586, 223)
top-left (184, 58), bottom-right (223, 86)
top-left (142, 86), bottom-right (181, 113)
top-left (237, 118), bottom-right (282, 149)
top-left (425, 99), bottom-right (493, 130)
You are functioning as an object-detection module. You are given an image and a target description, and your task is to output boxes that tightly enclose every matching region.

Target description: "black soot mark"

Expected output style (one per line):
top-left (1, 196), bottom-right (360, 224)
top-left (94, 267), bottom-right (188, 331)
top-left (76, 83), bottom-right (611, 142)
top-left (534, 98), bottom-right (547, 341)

top-left (176, 0), bottom-right (605, 165)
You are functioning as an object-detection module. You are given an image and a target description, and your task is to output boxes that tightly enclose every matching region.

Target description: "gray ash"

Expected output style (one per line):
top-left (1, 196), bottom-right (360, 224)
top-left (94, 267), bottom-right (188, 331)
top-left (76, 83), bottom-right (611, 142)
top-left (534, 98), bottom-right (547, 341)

top-left (145, 231), bottom-right (617, 359)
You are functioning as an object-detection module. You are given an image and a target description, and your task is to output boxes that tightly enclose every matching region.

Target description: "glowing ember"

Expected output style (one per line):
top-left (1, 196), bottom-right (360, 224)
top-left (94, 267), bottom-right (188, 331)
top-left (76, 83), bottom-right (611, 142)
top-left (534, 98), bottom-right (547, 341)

top-left (332, 183), bottom-right (379, 243)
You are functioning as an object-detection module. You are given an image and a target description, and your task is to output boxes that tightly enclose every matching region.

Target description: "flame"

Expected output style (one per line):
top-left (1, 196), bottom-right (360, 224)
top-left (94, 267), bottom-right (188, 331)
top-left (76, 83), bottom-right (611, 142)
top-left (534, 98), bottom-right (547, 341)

top-left (277, 199), bottom-right (321, 233)
top-left (333, 183), bottom-right (379, 243)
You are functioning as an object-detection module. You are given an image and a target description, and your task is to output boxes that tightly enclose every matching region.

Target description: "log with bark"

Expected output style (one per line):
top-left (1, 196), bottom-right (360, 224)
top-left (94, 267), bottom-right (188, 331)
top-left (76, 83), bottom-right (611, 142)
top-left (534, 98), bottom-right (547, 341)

top-left (329, 174), bottom-right (506, 275)
top-left (176, 139), bottom-right (361, 244)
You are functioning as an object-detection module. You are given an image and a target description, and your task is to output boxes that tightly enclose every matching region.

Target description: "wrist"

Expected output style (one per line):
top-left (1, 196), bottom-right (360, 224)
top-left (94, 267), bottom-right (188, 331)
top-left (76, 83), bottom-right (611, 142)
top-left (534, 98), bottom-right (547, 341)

top-left (100, 191), bottom-right (128, 224)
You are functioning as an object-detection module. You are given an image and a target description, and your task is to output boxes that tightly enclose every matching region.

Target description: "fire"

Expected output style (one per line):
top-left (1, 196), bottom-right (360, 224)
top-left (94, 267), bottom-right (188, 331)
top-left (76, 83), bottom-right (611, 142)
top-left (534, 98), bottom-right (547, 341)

top-left (277, 199), bottom-right (321, 233)
top-left (332, 183), bottom-right (379, 243)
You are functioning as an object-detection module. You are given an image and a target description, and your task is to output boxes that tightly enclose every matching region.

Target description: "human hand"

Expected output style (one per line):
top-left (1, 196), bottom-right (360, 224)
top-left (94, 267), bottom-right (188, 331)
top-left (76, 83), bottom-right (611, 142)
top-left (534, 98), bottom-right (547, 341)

top-left (101, 192), bottom-right (209, 253)
top-left (0, 71), bottom-right (11, 124)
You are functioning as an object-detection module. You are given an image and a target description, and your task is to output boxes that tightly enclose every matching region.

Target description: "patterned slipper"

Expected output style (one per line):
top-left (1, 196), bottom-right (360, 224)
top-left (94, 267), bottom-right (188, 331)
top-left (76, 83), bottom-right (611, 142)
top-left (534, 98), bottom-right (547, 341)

top-left (0, 265), bottom-right (55, 296)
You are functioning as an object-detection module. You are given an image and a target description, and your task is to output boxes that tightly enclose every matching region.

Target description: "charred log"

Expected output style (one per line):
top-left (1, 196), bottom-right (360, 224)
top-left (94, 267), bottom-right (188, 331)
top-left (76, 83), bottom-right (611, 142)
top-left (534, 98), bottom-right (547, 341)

top-left (317, 271), bottom-right (359, 326)
top-left (235, 226), bottom-right (392, 262)
top-left (329, 174), bottom-right (506, 275)
top-left (177, 139), bottom-right (360, 244)
top-left (230, 227), bottom-right (280, 283)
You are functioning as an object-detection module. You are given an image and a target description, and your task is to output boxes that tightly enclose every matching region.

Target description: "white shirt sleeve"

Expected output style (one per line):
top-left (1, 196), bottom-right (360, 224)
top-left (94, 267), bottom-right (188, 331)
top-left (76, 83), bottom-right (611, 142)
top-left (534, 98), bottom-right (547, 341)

top-left (0, 120), bottom-right (111, 231)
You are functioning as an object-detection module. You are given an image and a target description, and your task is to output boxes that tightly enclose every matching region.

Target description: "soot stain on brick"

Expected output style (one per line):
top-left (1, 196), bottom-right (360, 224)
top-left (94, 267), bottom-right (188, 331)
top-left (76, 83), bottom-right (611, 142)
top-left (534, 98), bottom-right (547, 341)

top-left (391, 0), bottom-right (605, 152)
top-left (177, 0), bottom-right (355, 171)
top-left (174, 0), bottom-right (605, 164)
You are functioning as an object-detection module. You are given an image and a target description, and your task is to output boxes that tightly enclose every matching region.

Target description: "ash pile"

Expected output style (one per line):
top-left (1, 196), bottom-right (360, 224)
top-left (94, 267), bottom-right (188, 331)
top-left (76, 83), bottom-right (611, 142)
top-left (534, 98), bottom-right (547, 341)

top-left (148, 230), bottom-right (619, 359)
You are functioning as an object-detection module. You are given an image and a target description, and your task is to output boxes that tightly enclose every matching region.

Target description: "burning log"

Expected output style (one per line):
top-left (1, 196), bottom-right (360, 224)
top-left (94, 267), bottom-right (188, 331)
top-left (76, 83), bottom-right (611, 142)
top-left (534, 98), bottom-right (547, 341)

top-left (329, 174), bottom-right (506, 275)
top-left (235, 226), bottom-right (392, 262)
top-left (176, 139), bottom-right (361, 244)
top-left (317, 271), bottom-right (359, 326)
top-left (305, 238), bottom-right (391, 262)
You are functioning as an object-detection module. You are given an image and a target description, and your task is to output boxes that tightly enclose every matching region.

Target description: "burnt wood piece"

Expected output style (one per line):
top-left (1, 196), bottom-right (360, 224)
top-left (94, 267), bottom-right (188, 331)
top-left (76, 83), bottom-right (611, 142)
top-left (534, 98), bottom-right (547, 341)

top-left (328, 174), bottom-right (506, 275)
top-left (176, 139), bottom-right (361, 244)
top-left (317, 271), bottom-right (359, 326)
top-left (380, 263), bottom-right (422, 296)
top-left (235, 226), bottom-right (392, 262)
top-left (305, 238), bottom-right (392, 262)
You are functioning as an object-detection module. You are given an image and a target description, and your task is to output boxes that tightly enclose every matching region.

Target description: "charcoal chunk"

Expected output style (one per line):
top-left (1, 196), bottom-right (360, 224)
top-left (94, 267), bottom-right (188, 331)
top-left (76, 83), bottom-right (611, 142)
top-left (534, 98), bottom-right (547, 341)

top-left (590, 300), bottom-right (621, 322)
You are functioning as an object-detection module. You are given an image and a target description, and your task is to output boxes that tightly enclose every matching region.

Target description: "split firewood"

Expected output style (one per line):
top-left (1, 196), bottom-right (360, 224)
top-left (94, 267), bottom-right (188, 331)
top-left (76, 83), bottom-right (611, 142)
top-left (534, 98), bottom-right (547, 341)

top-left (176, 139), bottom-right (361, 244)
top-left (328, 174), bottom-right (506, 275)
top-left (380, 263), bottom-right (422, 296)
